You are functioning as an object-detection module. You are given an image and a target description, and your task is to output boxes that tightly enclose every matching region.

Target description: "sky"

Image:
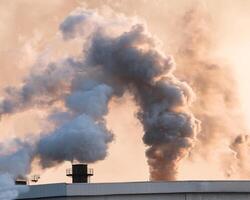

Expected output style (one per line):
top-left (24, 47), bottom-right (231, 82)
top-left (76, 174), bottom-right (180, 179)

top-left (1, 0), bottom-right (250, 184)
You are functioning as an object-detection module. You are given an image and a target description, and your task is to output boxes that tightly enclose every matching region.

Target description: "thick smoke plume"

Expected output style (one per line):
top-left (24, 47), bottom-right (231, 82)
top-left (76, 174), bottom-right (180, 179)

top-left (0, 8), bottom-right (200, 193)
top-left (174, 6), bottom-right (248, 177)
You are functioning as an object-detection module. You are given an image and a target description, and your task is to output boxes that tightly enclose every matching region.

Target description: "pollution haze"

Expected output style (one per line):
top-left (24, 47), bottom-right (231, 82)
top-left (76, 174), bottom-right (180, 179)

top-left (1, 0), bottom-right (250, 199)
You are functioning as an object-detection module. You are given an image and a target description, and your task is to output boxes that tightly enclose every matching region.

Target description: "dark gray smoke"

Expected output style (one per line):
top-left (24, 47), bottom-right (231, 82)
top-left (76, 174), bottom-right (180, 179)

top-left (82, 23), bottom-right (200, 179)
top-left (0, 9), bottom-right (200, 195)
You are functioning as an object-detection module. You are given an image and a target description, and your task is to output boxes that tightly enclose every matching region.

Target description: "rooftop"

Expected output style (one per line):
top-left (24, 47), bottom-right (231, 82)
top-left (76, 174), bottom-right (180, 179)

top-left (17, 181), bottom-right (250, 199)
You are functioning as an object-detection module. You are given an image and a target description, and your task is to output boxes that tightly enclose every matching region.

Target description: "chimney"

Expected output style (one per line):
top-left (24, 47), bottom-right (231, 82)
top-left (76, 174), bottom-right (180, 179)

top-left (15, 177), bottom-right (27, 185)
top-left (66, 164), bottom-right (93, 183)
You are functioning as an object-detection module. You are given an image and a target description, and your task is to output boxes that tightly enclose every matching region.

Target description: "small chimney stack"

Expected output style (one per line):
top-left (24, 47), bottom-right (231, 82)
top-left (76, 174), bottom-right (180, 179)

top-left (66, 164), bottom-right (93, 183)
top-left (15, 177), bottom-right (27, 185)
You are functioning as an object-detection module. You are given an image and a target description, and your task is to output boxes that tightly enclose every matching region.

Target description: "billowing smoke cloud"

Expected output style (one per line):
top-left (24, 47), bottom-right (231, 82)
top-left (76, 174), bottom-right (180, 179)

top-left (173, 6), bottom-right (248, 177)
top-left (0, 140), bottom-right (32, 199)
top-left (37, 114), bottom-right (113, 168)
top-left (0, 174), bottom-right (28, 200)
top-left (83, 23), bottom-right (200, 180)
top-left (77, 0), bottom-right (250, 178)
top-left (0, 7), bottom-right (200, 192)
top-left (0, 141), bottom-right (33, 177)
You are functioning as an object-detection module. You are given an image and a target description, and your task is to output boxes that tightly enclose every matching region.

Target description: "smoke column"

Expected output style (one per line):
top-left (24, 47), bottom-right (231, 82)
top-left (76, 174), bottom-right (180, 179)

top-left (172, 5), bottom-right (248, 177)
top-left (230, 134), bottom-right (250, 178)
top-left (77, 0), bottom-right (250, 178)
top-left (0, 8), bottom-right (200, 195)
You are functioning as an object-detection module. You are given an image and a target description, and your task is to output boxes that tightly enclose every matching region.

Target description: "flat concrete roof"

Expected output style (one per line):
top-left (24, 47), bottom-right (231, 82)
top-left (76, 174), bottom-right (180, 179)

top-left (17, 181), bottom-right (250, 199)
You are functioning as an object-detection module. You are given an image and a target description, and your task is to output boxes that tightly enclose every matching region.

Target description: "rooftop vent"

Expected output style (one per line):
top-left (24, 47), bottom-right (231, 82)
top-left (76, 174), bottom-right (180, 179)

top-left (15, 177), bottom-right (27, 185)
top-left (30, 174), bottom-right (40, 183)
top-left (66, 164), bottom-right (93, 183)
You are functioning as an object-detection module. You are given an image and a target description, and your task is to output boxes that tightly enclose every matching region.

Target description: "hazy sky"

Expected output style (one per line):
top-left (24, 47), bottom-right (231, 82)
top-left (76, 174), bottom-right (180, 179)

top-left (1, 0), bottom-right (250, 184)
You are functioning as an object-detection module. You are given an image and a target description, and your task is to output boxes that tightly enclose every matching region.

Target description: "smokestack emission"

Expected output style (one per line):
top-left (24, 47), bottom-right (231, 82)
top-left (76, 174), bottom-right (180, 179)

top-left (0, 7), bottom-right (202, 197)
top-left (173, 5), bottom-right (248, 177)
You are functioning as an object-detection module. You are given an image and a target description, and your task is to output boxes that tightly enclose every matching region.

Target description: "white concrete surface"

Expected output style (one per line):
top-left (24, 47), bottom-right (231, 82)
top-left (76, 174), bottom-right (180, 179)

top-left (16, 181), bottom-right (250, 200)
